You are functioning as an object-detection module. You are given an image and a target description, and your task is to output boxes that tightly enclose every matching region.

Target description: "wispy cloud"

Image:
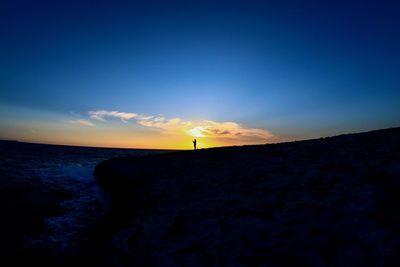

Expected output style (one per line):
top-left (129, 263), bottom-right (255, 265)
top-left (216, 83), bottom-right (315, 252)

top-left (87, 109), bottom-right (273, 141)
top-left (67, 119), bottom-right (95, 127)
top-left (196, 120), bottom-right (273, 140)
top-left (89, 110), bottom-right (139, 122)
top-left (136, 117), bottom-right (192, 130)
top-left (136, 117), bottom-right (272, 140)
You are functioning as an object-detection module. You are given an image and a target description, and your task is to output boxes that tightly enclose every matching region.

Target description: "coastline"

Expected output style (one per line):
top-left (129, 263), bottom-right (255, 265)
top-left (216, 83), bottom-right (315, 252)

top-left (0, 142), bottom-right (170, 266)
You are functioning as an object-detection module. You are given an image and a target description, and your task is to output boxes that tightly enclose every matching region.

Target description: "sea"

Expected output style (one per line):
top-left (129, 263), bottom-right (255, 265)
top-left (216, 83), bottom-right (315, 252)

top-left (0, 140), bottom-right (169, 259)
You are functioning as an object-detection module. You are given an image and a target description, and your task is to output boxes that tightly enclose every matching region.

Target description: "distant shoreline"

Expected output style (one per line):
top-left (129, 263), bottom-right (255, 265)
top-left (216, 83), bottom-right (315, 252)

top-left (0, 139), bottom-right (179, 151)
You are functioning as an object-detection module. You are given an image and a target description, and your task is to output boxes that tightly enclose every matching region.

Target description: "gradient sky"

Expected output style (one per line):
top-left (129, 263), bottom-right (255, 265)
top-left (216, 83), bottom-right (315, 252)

top-left (1, 0), bottom-right (399, 149)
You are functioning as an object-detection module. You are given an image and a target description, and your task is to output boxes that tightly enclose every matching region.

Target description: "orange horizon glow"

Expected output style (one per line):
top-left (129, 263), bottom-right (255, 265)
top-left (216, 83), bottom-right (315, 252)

top-left (5, 134), bottom-right (263, 150)
top-left (0, 109), bottom-right (279, 150)
top-left (1, 122), bottom-right (274, 150)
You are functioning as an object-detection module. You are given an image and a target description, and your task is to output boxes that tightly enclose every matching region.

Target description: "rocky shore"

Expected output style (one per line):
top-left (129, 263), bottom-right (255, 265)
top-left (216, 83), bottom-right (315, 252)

top-left (94, 127), bottom-right (400, 266)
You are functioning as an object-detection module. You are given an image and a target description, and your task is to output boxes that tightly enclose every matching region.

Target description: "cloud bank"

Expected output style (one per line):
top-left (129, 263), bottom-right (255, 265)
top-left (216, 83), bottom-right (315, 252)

top-left (87, 110), bottom-right (273, 142)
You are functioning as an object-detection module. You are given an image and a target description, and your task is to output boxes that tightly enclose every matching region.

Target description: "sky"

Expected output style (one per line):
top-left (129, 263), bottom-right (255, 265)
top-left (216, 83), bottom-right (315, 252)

top-left (0, 0), bottom-right (399, 149)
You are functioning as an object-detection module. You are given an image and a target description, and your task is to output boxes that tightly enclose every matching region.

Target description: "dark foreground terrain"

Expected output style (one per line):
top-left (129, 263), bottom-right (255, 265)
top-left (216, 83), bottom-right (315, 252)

top-left (94, 127), bottom-right (400, 267)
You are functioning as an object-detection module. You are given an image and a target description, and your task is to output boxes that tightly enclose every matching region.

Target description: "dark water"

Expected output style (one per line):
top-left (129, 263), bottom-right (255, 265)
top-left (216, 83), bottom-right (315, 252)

top-left (0, 140), bottom-right (169, 260)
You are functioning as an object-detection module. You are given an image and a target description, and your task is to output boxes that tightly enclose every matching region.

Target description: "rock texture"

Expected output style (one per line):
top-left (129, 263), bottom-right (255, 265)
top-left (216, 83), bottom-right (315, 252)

top-left (94, 127), bottom-right (400, 267)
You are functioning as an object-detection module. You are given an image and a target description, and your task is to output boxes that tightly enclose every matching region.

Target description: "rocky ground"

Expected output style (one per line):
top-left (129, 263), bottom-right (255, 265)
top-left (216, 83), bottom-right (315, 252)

top-left (0, 142), bottom-right (168, 266)
top-left (94, 127), bottom-right (400, 267)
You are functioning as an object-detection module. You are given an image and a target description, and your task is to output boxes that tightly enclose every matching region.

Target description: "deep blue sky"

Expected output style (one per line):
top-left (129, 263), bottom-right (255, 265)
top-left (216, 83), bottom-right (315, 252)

top-left (1, 0), bottom-right (399, 147)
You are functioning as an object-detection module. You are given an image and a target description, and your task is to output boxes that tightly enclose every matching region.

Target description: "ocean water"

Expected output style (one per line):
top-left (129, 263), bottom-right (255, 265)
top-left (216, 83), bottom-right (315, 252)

top-left (0, 140), bottom-right (168, 257)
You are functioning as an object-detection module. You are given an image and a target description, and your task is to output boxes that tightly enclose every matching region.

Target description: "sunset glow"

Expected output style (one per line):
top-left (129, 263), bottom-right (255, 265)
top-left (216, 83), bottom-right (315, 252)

top-left (188, 127), bottom-right (205, 137)
top-left (1, 1), bottom-right (399, 149)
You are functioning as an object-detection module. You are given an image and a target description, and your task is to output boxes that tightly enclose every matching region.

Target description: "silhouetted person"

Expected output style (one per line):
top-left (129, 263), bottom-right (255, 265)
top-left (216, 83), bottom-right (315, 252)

top-left (193, 139), bottom-right (197, 150)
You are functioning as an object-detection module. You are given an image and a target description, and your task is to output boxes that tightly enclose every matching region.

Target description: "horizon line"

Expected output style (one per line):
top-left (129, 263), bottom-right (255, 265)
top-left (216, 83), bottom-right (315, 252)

top-left (2, 126), bottom-right (398, 151)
